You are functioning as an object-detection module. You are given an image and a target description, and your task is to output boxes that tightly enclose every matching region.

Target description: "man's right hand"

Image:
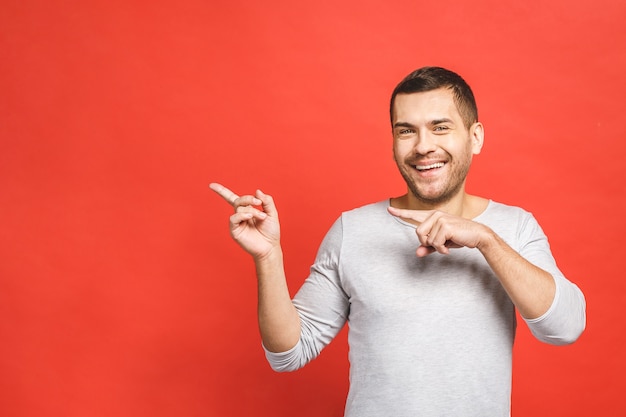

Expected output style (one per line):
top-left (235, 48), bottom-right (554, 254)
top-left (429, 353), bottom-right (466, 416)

top-left (209, 183), bottom-right (281, 260)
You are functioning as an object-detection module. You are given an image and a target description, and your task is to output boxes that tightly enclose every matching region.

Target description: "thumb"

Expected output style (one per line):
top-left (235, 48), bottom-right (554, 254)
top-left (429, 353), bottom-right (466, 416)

top-left (256, 189), bottom-right (279, 218)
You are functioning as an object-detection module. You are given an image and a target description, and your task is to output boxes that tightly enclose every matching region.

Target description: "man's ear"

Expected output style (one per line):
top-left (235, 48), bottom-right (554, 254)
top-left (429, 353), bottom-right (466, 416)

top-left (470, 122), bottom-right (484, 155)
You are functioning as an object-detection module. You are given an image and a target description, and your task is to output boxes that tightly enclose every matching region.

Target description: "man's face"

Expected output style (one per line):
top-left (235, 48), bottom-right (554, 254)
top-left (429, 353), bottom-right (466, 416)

top-left (392, 88), bottom-right (483, 205)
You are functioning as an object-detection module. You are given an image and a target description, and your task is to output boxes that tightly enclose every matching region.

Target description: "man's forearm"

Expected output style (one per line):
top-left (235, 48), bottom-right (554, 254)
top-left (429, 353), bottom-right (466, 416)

top-left (255, 248), bottom-right (302, 353)
top-left (478, 230), bottom-right (556, 319)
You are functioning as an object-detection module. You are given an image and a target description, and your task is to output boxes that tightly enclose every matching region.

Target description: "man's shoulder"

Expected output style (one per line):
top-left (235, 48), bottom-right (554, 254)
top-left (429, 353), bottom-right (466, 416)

top-left (333, 200), bottom-right (393, 233)
top-left (341, 199), bottom-right (389, 219)
top-left (479, 200), bottom-right (535, 225)
top-left (485, 200), bottom-right (531, 214)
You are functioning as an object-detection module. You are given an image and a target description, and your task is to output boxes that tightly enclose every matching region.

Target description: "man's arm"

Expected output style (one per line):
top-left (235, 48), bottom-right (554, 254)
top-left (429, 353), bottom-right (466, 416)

top-left (387, 207), bottom-right (555, 319)
top-left (475, 229), bottom-right (555, 319)
top-left (210, 183), bottom-right (300, 352)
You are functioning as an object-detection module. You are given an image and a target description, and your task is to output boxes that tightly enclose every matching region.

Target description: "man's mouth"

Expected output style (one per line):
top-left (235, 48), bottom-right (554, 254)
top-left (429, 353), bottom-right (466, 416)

top-left (414, 162), bottom-right (445, 171)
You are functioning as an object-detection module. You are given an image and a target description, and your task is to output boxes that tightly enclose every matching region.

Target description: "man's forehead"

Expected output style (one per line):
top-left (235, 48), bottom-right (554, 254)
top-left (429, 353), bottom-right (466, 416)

top-left (392, 89), bottom-right (462, 122)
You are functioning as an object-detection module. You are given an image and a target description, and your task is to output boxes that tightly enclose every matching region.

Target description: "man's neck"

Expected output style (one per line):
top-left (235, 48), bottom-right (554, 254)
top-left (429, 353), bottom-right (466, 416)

top-left (390, 191), bottom-right (488, 220)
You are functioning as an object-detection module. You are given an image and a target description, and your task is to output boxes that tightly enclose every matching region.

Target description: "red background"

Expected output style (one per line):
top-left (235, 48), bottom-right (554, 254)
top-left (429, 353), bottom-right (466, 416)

top-left (1, 1), bottom-right (625, 416)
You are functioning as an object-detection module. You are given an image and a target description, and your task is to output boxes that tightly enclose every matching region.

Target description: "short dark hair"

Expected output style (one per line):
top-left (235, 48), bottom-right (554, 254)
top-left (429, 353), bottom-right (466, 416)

top-left (390, 66), bottom-right (478, 128)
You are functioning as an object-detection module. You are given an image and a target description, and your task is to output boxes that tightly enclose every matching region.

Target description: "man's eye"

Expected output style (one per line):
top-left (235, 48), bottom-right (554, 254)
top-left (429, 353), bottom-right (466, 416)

top-left (433, 126), bottom-right (449, 132)
top-left (399, 129), bottom-right (413, 135)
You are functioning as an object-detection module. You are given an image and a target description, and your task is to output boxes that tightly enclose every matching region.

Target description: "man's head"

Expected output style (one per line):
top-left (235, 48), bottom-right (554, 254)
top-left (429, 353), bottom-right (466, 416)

top-left (390, 67), bottom-right (484, 207)
top-left (390, 67), bottom-right (478, 129)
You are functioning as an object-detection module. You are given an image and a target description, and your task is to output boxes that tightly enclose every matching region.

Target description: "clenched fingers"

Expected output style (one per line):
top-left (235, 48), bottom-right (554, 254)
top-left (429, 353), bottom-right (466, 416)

top-left (387, 207), bottom-right (464, 257)
top-left (230, 208), bottom-right (267, 225)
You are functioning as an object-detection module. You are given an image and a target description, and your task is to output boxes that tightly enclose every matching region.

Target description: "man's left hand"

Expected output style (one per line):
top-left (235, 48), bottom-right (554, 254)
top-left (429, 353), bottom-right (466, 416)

top-left (387, 206), bottom-right (490, 257)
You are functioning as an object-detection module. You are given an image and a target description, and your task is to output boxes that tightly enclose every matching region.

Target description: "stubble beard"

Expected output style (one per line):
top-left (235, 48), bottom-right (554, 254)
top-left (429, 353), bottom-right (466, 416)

top-left (395, 152), bottom-right (472, 206)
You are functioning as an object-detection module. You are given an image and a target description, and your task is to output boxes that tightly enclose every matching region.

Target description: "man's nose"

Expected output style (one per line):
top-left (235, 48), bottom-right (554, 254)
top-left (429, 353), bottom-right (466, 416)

top-left (413, 132), bottom-right (437, 155)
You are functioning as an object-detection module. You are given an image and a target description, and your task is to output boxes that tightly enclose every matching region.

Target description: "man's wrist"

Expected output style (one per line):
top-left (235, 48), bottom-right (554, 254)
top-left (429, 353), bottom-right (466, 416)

top-left (254, 245), bottom-right (284, 266)
top-left (476, 226), bottom-right (499, 253)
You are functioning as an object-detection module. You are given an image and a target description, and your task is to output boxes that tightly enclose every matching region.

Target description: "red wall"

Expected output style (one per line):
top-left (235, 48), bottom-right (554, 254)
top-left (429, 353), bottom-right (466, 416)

top-left (1, 0), bottom-right (625, 416)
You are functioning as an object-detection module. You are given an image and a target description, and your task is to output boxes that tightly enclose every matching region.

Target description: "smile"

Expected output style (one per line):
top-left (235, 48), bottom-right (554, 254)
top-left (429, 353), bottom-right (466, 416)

top-left (414, 162), bottom-right (445, 171)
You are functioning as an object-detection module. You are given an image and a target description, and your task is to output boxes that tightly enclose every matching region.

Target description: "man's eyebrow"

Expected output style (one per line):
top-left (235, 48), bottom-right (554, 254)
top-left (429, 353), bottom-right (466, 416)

top-left (429, 118), bottom-right (454, 125)
top-left (393, 121), bottom-right (416, 129)
top-left (393, 119), bottom-right (455, 129)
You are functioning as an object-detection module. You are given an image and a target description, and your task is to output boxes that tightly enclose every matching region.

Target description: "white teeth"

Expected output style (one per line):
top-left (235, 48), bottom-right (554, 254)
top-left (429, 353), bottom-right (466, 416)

top-left (415, 162), bottom-right (444, 171)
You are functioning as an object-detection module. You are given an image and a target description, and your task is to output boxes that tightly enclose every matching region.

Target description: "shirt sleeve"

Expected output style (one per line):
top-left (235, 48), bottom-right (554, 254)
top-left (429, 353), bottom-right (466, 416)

top-left (265, 217), bottom-right (350, 371)
top-left (517, 212), bottom-right (586, 345)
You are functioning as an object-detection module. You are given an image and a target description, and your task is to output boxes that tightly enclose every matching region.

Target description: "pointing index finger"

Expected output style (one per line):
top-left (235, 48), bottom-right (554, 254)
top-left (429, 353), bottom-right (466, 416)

top-left (209, 182), bottom-right (239, 206)
top-left (387, 206), bottom-right (431, 223)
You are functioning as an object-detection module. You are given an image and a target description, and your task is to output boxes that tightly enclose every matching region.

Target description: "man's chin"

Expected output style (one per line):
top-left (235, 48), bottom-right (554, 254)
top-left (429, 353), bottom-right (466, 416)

top-left (408, 187), bottom-right (456, 206)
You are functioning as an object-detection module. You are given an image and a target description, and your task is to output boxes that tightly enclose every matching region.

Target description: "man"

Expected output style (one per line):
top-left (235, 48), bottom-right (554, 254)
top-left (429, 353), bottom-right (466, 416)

top-left (210, 67), bottom-right (586, 416)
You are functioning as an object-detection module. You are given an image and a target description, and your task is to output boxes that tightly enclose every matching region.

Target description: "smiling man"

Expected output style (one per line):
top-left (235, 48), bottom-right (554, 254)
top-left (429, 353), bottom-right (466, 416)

top-left (210, 67), bottom-right (586, 416)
